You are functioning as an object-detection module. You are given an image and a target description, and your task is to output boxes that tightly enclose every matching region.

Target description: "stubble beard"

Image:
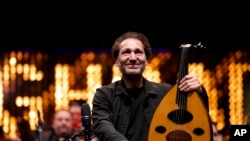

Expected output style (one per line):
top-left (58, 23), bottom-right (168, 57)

top-left (120, 66), bottom-right (145, 78)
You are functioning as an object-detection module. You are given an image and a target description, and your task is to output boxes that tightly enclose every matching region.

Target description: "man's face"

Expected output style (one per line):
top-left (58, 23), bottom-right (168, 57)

top-left (212, 124), bottom-right (219, 141)
top-left (69, 105), bottom-right (82, 129)
top-left (52, 110), bottom-right (73, 137)
top-left (116, 38), bottom-right (147, 77)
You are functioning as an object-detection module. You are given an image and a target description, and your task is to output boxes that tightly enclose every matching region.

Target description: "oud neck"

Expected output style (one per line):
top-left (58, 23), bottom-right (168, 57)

top-left (176, 47), bottom-right (190, 109)
top-left (178, 47), bottom-right (190, 84)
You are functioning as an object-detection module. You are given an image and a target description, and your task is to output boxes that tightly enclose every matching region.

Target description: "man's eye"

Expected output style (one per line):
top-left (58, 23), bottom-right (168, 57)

top-left (122, 51), bottom-right (130, 54)
top-left (135, 51), bottom-right (143, 54)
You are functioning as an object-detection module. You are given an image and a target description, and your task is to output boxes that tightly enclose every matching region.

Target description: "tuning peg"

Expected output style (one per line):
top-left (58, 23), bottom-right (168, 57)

top-left (193, 42), bottom-right (206, 49)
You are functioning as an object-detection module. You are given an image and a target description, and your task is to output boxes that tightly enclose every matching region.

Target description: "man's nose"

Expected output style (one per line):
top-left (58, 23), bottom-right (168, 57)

top-left (129, 52), bottom-right (136, 60)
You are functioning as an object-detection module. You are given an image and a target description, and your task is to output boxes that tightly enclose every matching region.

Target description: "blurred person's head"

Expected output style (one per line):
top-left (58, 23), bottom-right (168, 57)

top-left (52, 109), bottom-right (73, 138)
top-left (212, 122), bottom-right (223, 141)
top-left (69, 102), bottom-right (82, 130)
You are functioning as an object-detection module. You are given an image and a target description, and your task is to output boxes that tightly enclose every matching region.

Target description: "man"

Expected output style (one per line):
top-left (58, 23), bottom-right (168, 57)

top-left (69, 101), bottom-right (100, 141)
top-left (69, 101), bottom-right (82, 132)
top-left (41, 109), bottom-right (99, 141)
top-left (92, 31), bottom-right (209, 141)
top-left (212, 122), bottom-right (224, 141)
top-left (41, 109), bottom-right (77, 141)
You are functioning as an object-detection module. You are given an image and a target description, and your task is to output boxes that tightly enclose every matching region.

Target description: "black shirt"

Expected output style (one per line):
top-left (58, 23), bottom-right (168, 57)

top-left (125, 87), bottom-right (148, 141)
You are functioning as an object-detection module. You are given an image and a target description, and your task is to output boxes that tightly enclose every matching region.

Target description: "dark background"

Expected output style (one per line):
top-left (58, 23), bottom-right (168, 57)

top-left (1, 3), bottom-right (250, 139)
top-left (1, 3), bottom-right (250, 55)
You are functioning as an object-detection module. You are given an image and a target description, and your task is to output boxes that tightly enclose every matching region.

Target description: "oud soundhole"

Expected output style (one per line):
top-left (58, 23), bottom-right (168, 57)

top-left (166, 130), bottom-right (192, 141)
top-left (193, 127), bottom-right (204, 135)
top-left (155, 125), bottom-right (166, 133)
top-left (167, 109), bottom-right (193, 124)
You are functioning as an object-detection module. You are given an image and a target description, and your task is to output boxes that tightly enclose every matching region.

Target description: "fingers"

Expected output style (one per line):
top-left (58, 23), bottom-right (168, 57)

top-left (178, 74), bottom-right (201, 92)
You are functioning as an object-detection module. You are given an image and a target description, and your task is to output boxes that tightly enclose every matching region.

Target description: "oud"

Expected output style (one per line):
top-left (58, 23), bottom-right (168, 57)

top-left (148, 43), bottom-right (212, 141)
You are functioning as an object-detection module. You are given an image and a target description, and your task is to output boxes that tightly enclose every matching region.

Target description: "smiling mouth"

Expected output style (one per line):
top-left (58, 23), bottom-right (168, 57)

top-left (126, 64), bottom-right (139, 68)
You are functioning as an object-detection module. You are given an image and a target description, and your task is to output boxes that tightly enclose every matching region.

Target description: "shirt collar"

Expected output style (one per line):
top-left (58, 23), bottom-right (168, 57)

top-left (115, 78), bottom-right (159, 96)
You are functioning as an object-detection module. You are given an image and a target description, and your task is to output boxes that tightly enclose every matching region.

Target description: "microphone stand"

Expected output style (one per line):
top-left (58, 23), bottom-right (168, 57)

top-left (65, 128), bottom-right (94, 141)
top-left (64, 131), bottom-right (81, 141)
top-left (37, 110), bottom-right (43, 141)
top-left (37, 123), bottom-right (43, 141)
top-left (84, 128), bottom-right (91, 141)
